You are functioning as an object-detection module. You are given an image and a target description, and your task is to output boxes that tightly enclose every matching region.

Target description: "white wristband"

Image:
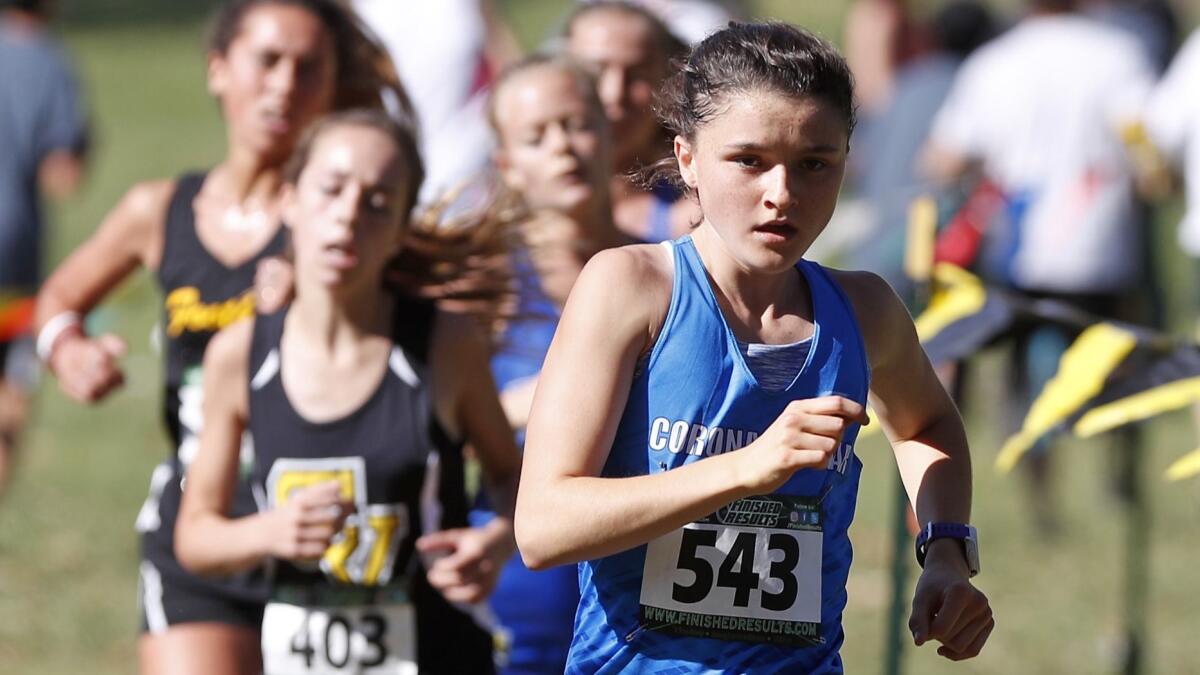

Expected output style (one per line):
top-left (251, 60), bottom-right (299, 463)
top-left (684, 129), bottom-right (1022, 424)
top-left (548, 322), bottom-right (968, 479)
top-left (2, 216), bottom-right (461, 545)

top-left (36, 311), bottom-right (82, 363)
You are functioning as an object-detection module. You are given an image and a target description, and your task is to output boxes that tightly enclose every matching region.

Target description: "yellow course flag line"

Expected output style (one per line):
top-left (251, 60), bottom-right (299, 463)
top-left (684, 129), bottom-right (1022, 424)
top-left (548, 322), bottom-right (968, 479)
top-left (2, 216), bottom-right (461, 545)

top-left (1165, 448), bottom-right (1200, 481)
top-left (913, 264), bottom-right (988, 343)
top-left (904, 196), bottom-right (938, 284)
top-left (1074, 376), bottom-right (1200, 438)
top-left (995, 323), bottom-right (1139, 473)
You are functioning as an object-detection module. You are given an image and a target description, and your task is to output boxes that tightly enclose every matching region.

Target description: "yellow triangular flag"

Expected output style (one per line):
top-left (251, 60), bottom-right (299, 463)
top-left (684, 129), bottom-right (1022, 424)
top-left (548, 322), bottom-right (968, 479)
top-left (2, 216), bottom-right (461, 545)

top-left (995, 323), bottom-right (1138, 473)
top-left (1165, 448), bottom-right (1200, 481)
top-left (1074, 376), bottom-right (1200, 438)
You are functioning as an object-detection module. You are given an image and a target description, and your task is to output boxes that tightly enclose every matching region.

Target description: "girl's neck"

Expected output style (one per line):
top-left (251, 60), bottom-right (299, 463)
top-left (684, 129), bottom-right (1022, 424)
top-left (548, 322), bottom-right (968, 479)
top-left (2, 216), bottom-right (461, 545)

top-left (288, 281), bottom-right (393, 354)
top-left (559, 185), bottom-right (626, 254)
top-left (690, 224), bottom-right (806, 324)
top-left (218, 143), bottom-right (284, 203)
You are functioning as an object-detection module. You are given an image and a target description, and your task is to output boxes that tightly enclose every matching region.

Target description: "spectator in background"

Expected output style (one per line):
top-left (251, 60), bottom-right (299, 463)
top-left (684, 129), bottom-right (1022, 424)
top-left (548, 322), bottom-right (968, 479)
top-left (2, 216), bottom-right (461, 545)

top-left (849, 0), bottom-right (997, 293)
top-left (1084, 0), bottom-right (1179, 74)
top-left (923, 0), bottom-right (1156, 532)
top-left (352, 0), bottom-right (522, 204)
top-left (1144, 29), bottom-right (1200, 275)
top-left (0, 0), bottom-right (88, 493)
top-left (565, 1), bottom-right (698, 242)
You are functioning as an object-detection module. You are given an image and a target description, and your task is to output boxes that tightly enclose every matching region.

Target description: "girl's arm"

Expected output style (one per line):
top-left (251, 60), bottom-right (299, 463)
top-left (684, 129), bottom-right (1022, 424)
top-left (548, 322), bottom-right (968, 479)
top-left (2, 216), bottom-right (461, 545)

top-left (418, 310), bottom-right (523, 602)
top-left (35, 180), bottom-right (173, 403)
top-left (175, 319), bottom-right (350, 576)
top-left (838, 270), bottom-right (993, 662)
top-left (515, 246), bottom-right (864, 570)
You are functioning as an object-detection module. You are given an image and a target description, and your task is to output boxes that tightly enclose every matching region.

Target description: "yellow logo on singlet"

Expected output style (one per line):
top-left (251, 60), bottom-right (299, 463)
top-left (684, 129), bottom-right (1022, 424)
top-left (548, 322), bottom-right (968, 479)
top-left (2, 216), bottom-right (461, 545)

top-left (164, 287), bottom-right (255, 337)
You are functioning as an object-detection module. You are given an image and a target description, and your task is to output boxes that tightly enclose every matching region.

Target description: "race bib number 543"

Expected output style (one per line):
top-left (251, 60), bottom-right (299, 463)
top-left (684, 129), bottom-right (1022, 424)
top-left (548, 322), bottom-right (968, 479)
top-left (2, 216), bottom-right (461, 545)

top-left (639, 495), bottom-right (824, 646)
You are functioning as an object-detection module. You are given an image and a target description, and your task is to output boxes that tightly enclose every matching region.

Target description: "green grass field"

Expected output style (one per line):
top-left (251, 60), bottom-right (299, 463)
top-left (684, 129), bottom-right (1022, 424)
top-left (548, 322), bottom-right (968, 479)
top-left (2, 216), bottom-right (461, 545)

top-left (2, 1), bottom-right (1199, 673)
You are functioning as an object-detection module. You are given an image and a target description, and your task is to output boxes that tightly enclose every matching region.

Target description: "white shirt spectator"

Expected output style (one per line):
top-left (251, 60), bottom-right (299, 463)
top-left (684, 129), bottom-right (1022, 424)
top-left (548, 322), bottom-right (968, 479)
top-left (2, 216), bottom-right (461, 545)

top-left (1144, 29), bottom-right (1200, 257)
top-left (930, 14), bottom-right (1156, 293)
top-left (353, 0), bottom-right (495, 204)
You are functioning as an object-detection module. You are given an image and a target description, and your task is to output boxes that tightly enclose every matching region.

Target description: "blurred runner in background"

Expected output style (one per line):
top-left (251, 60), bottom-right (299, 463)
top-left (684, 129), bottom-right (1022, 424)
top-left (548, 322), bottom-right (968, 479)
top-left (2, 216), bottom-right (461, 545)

top-left (33, 1), bottom-right (407, 672)
top-left (565, 1), bottom-right (699, 242)
top-left (0, 0), bottom-right (89, 494)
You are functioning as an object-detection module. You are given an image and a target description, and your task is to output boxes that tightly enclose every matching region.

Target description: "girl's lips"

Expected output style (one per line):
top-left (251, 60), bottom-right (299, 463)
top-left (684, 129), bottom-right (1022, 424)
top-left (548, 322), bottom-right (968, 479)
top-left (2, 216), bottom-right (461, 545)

top-left (324, 247), bottom-right (358, 270)
top-left (753, 222), bottom-right (798, 241)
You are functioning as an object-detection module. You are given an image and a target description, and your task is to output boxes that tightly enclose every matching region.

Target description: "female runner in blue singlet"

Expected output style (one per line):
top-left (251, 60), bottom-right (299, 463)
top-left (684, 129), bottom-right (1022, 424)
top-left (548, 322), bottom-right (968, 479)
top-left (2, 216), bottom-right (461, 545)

top-left (176, 109), bottom-right (521, 674)
top-left (33, 2), bottom-right (408, 672)
top-left (516, 23), bottom-right (994, 673)
top-left (480, 54), bottom-right (635, 674)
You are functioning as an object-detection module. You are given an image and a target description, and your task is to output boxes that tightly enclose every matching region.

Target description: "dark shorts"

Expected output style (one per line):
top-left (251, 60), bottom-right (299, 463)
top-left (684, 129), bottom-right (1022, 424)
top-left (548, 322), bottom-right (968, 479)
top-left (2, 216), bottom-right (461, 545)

top-left (137, 460), bottom-right (269, 634)
top-left (0, 336), bottom-right (37, 392)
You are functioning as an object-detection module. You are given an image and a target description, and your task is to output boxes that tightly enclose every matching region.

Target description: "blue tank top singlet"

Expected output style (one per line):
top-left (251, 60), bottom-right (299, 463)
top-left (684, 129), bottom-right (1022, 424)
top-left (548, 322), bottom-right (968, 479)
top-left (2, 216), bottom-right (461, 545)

top-left (482, 245), bottom-right (581, 674)
top-left (568, 236), bottom-right (870, 674)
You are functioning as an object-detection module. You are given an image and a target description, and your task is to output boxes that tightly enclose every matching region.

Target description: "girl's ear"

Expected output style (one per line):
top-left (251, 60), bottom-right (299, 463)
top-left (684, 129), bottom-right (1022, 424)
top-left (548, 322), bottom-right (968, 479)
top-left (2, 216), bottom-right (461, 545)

top-left (675, 135), bottom-right (698, 189)
top-left (206, 51), bottom-right (229, 99)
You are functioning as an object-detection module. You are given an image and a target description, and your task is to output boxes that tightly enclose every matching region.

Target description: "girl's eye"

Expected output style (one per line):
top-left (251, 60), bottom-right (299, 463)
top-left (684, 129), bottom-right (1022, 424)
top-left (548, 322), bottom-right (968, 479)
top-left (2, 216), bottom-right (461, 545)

top-left (804, 159), bottom-right (829, 172)
top-left (733, 156), bottom-right (761, 169)
top-left (257, 51), bottom-right (280, 69)
top-left (366, 192), bottom-right (391, 213)
top-left (319, 182), bottom-right (341, 197)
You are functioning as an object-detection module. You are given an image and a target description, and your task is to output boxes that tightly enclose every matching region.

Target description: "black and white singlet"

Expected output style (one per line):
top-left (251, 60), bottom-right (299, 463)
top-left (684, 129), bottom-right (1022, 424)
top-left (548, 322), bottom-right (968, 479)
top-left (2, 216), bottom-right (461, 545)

top-left (137, 172), bottom-right (286, 630)
top-left (247, 302), bottom-right (492, 674)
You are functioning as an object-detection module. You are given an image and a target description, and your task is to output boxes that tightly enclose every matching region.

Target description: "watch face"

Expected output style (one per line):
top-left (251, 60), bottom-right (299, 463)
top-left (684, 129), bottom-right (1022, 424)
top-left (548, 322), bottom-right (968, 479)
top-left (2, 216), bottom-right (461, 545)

top-left (965, 529), bottom-right (981, 577)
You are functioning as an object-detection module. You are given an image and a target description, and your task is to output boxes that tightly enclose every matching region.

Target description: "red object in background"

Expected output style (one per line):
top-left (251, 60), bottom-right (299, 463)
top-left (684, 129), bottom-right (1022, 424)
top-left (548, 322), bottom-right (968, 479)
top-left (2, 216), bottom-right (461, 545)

top-left (0, 297), bottom-right (35, 342)
top-left (934, 179), bottom-right (1006, 268)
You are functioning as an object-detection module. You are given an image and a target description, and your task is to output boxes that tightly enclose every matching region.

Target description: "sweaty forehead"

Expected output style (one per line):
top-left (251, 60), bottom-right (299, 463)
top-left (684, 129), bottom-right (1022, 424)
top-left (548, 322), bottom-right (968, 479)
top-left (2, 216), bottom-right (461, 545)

top-left (569, 9), bottom-right (659, 62)
top-left (234, 4), bottom-right (330, 55)
top-left (495, 67), bottom-right (592, 128)
top-left (308, 126), bottom-right (403, 181)
top-left (697, 92), bottom-right (849, 152)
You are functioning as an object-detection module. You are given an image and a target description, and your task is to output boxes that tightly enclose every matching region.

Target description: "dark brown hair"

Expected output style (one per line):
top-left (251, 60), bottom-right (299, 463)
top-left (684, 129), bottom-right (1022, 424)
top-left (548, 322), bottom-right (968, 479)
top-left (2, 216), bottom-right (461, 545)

top-left (207, 0), bottom-right (413, 115)
top-left (646, 22), bottom-right (856, 192)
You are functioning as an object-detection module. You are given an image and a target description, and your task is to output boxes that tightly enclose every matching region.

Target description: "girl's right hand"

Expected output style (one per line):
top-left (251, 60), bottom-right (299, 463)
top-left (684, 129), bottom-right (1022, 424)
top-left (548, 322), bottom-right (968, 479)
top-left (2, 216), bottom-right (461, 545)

top-left (49, 333), bottom-right (127, 404)
top-left (736, 396), bottom-right (868, 495)
top-left (267, 481), bottom-right (355, 562)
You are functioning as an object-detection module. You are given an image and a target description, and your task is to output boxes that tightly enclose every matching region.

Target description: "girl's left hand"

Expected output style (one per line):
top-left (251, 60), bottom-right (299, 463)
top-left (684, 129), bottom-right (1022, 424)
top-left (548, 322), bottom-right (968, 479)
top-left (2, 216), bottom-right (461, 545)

top-left (908, 541), bottom-right (994, 661)
top-left (416, 522), bottom-right (514, 603)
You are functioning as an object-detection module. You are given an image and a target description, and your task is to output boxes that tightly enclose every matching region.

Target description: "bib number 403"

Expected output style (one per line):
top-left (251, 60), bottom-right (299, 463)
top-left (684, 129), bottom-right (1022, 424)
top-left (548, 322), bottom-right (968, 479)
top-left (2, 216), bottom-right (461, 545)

top-left (290, 612), bottom-right (388, 669)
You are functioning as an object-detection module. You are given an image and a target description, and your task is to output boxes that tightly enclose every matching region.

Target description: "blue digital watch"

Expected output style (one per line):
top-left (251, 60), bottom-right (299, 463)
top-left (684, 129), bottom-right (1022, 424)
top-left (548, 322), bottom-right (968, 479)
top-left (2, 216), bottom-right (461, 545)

top-left (915, 522), bottom-right (980, 578)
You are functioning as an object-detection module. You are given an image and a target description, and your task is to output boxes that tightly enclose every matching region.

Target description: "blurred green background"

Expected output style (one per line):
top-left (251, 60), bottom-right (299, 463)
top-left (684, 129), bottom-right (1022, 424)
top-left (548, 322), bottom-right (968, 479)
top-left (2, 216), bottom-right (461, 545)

top-left (2, 1), bottom-right (1199, 673)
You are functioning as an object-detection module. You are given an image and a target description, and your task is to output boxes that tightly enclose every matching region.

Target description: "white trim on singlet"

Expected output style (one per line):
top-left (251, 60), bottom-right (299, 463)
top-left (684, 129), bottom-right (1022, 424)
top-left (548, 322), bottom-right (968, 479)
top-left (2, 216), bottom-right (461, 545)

top-left (134, 462), bottom-right (174, 534)
top-left (388, 347), bottom-right (420, 387)
top-left (251, 348), bottom-right (281, 391)
top-left (139, 561), bottom-right (169, 635)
